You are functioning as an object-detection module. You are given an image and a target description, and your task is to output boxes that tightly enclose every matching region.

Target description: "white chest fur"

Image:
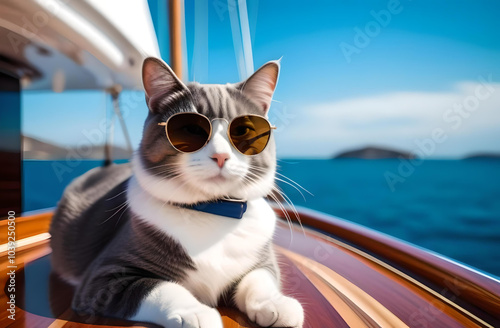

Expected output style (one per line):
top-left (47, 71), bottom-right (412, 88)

top-left (127, 177), bottom-right (277, 306)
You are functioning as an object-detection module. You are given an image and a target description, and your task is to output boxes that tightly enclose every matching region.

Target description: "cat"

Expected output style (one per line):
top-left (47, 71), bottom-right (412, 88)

top-left (49, 57), bottom-right (304, 328)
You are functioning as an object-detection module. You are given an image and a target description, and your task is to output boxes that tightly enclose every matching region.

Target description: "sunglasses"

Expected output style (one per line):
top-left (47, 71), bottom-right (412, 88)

top-left (158, 112), bottom-right (276, 155)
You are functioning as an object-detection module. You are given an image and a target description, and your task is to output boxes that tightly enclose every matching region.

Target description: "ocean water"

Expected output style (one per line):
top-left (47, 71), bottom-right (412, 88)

top-left (23, 159), bottom-right (500, 277)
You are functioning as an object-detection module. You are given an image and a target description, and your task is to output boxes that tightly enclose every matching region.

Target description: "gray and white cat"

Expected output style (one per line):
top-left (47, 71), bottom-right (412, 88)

top-left (50, 57), bottom-right (304, 328)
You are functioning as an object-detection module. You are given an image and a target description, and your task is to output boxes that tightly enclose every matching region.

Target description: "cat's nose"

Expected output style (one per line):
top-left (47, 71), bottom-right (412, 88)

top-left (211, 153), bottom-right (230, 168)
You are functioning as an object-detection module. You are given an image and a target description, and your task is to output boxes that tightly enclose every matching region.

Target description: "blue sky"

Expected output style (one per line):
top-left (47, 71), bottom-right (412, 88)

top-left (23, 0), bottom-right (500, 158)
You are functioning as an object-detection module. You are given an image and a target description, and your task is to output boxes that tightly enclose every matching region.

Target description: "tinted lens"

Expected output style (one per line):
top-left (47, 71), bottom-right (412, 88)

top-left (166, 113), bottom-right (211, 152)
top-left (229, 115), bottom-right (272, 155)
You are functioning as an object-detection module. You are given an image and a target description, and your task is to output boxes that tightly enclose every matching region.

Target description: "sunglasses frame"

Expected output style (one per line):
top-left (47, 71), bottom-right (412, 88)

top-left (158, 112), bottom-right (276, 155)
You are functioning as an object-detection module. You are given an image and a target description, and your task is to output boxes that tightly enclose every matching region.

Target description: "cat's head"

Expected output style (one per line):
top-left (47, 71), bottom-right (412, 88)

top-left (132, 57), bottom-right (280, 204)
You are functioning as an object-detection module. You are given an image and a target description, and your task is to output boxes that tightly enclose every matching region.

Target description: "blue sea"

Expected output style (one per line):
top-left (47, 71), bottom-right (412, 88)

top-left (23, 159), bottom-right (500, 277)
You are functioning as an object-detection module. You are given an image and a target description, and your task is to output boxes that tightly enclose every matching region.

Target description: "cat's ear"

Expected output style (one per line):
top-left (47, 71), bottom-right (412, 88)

top-left (142, 57), bottom-right (188, 112)
top-left (238, 60), bottom-right (280, 115)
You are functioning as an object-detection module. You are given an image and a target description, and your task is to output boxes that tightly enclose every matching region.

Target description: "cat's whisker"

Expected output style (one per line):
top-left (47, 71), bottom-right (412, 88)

top-left (248, 164), bottom-right (313, 197)
top-left (142, 162), bottom-right (180, 169)
top-left (244, 172), bottom-right (294, 243)
top-left (246, 165), bottom-right (307, 237)
top-left (100, 200), bottom-right (130, 225)
top-left (141, 162), bottom-right (182, 173)
top-left (272, 186), bottom-right (298, 219)
top-left (274, 177), bottom-right (307, 201)
top-left (115, 202), bottom-right (130, 227)
top-left (272, 185), bottom-right (306, 237)
top-left (271, 196), bottom-right (295, 245)
top-left (105, 200), bottom-right (130, 212)
top-left (155, 169), bottom-right (184, 177)
top-left (272, 184), bottom-right (300, 220)
top-left (246, 167), bottom-right (305, 239)
top-left (122, 170), bottom-right (190, 219)
top-left (274, 171), bottom-right (313, 196)
top-left (247, 165), bottom-right (305, 219)
top-left (143, 169), bottom-right (187, 190)
top-left (105, 189), bottom-right (128, 201)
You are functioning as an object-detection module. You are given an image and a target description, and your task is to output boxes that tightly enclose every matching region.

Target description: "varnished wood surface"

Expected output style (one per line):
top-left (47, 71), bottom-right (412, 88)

top-left (275, 206), bottom-right (500, 323)
top-left (0, 211), bottom-right (52, 242)
top-left (1, 208), bottom-right (500, 327)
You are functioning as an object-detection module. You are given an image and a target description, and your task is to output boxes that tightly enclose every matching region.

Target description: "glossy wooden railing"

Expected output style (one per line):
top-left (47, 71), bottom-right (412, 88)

top-left (275, 205), bottom-right (500, 324)
top-left (1, 207), bottom-right (499, 327)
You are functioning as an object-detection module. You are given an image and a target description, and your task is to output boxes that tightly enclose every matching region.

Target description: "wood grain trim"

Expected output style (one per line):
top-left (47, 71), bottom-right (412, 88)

top-left (277, 246), bottom-right (410, 328)
top-left (0, 210), bottom-right (52, 241)
top-left (293, 224), bottom-right (495, 327)
top-left (279, 252), bottom-right (373, 328)
top-left (272, 205), bottom-right (500, 321)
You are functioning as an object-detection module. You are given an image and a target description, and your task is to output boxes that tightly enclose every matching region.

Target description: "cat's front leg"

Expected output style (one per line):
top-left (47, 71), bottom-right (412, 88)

top-left (131, 282), bottom-right (223, 328)
top-left (235, 268), bottom-right (304, 328)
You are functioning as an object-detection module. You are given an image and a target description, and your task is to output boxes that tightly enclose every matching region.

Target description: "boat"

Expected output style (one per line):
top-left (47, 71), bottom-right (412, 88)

top-left (1, 1), bottom-right (499, 327)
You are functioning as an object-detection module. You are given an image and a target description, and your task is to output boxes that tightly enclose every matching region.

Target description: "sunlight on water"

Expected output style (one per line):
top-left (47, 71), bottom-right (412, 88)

top-left (23, 159), bottom-right (500, 277)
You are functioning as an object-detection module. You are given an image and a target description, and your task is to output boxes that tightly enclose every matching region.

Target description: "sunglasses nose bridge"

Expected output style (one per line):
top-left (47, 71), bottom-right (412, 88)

top-left (206, 119), bottom-right (232, 154)
top-left (210, 117), bottom-right (229, 125)
top-left (210, 118), bottom-right (229, 134)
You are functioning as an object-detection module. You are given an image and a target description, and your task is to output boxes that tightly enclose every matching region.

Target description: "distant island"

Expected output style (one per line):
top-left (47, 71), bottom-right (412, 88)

top-left (333, 146), bottom-right (416, 159)
top-left (23, 135), bottom-right (130, 160)
top-left (463, 153), bottom-right (500, 160)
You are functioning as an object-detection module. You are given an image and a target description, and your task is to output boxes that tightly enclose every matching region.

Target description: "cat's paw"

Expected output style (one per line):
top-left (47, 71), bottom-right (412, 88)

top-left (246, 294), bottom-right (304, 328)
top-left (165, 304), bottom-right (223, 328)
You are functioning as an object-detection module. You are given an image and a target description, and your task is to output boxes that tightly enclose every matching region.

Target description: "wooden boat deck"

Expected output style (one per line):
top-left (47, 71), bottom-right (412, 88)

top-left (1, 208), bottom-right (499, 327)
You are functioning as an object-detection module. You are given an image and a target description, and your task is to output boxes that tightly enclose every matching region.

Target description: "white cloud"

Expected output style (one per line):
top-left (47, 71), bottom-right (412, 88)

top-left (276, 80), bottom-right (500, 158)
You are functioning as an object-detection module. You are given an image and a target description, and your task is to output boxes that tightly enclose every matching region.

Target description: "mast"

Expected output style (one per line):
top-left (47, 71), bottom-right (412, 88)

top-left (169, 0), bottom-right (183, 79)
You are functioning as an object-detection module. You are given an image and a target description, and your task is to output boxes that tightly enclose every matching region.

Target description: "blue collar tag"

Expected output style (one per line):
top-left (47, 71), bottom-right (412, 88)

top-left (180, 199), bottom-right (247, 219)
